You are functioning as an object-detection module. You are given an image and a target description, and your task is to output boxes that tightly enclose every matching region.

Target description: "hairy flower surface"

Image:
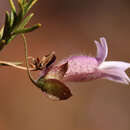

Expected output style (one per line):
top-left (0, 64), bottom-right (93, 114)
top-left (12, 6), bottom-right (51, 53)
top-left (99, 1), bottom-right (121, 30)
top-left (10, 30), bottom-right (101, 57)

top-left (37, 37), bottom-right (130, 100)
top-left (42, 37), bottom-right (130, 85)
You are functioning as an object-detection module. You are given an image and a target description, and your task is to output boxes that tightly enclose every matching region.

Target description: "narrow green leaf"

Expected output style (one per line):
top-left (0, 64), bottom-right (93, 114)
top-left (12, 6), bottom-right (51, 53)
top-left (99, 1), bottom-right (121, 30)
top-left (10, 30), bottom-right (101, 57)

top-left (6, 35), bottom-right (16, 44)
top-left (9, 0), bottom-right (16, 13)
top-left (17, 13), bottom-right (34, 29)
top-left (18, 0), bottom-right (25, 18)
top-left (0, 40), bottom-right (6, 50)
top-left (18, 0), bottom-right (24, 5)
top-left (0, 26), bottom-right (4, 40)
top-left (2, 11), bottom-right (11, 40)
top-left (25, 0), bottom-right (38, 13)
top-left (10, 10), bottom-right (14, 27)
top-left (12, 23), bottom-right (41, 35)
top-left (22, 0), bottom-right (27, 5)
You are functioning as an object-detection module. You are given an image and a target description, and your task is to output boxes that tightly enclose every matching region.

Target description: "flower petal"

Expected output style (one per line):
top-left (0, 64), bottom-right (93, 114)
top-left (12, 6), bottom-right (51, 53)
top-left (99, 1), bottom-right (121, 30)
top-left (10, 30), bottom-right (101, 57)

top-left (98, 61), bottom-right (130, 84)
top-left (94, 37), bottom-right (108, 64)
top-left (99, 61), bottom-right (130, 71)
top-left (102, 68), bottom-right (130, 85)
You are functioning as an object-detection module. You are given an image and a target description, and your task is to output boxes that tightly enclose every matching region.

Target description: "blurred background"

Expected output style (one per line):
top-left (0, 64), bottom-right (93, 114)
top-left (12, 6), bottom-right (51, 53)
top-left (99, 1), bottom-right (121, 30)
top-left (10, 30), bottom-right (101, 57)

top-left (0, 0), bottom-right (129, 130)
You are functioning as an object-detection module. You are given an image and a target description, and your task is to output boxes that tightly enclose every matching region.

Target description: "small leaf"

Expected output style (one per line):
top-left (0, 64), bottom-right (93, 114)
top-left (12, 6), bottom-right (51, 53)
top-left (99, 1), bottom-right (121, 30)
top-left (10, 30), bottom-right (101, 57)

top-left (17, 13), bottom-right (34, 29)
top-left (18, 0), bottom-right (25, 18)
top-left (24, 0), bottom-right (38, 14)
top-left (0, 26), bottom-right (4, 40)
top-left (12, 23), bottom-right (41, 35)
top-left (0, 40), bottom-right (6, 50)
top-left (6, 35), bottom-right (16, 44)
top-left (2, 11), bottom-right (11, 40)
top-left (9, 0), bottom-right (16, 13)
top-left (10, 10), bottom-right (14, 27)
top-left (18, 0), bottom-right (24, 7)
top-left (22, 0), bottom-right (27, 5)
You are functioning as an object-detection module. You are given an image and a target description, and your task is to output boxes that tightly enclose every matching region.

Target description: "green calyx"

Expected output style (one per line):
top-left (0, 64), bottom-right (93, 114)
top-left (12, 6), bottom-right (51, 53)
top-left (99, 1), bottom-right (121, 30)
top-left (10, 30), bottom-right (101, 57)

top-left (36, 77), bottom-right (72, 100)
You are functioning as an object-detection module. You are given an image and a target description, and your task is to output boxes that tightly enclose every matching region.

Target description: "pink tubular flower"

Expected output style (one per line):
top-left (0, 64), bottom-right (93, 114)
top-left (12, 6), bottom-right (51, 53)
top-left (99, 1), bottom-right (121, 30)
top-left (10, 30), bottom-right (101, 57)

top-left (37, 37), bottom-right (130, 100)
top-left (43, 37), bottom-right (130, 85)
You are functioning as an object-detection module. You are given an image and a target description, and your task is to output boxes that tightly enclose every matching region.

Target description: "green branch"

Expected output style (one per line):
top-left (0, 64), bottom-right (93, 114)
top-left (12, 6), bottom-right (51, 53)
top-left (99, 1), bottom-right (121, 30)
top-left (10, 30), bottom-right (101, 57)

top-left (0, 0), bottom-right (41, 51)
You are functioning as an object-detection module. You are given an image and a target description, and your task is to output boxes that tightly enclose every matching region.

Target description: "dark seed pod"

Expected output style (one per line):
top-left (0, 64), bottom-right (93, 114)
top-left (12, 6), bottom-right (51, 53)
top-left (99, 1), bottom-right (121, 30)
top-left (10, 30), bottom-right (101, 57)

top-left (36, 78), bottom-right (72, 100)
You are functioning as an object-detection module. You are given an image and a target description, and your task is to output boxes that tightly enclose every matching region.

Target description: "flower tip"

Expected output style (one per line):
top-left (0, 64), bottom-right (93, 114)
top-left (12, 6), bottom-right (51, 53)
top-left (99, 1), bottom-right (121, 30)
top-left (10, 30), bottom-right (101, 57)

top-left (1, 40), bottom-right (6, 43)
top-left (100, 37), bottom-right (107, 43)
top-left (37, 23), bottom-right (42, 27)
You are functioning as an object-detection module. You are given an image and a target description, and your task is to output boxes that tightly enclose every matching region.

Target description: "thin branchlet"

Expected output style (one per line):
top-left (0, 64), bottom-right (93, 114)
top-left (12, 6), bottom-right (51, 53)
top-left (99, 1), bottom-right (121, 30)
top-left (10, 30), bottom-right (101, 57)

top-left (22, 34), bottom-right (38, 87)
